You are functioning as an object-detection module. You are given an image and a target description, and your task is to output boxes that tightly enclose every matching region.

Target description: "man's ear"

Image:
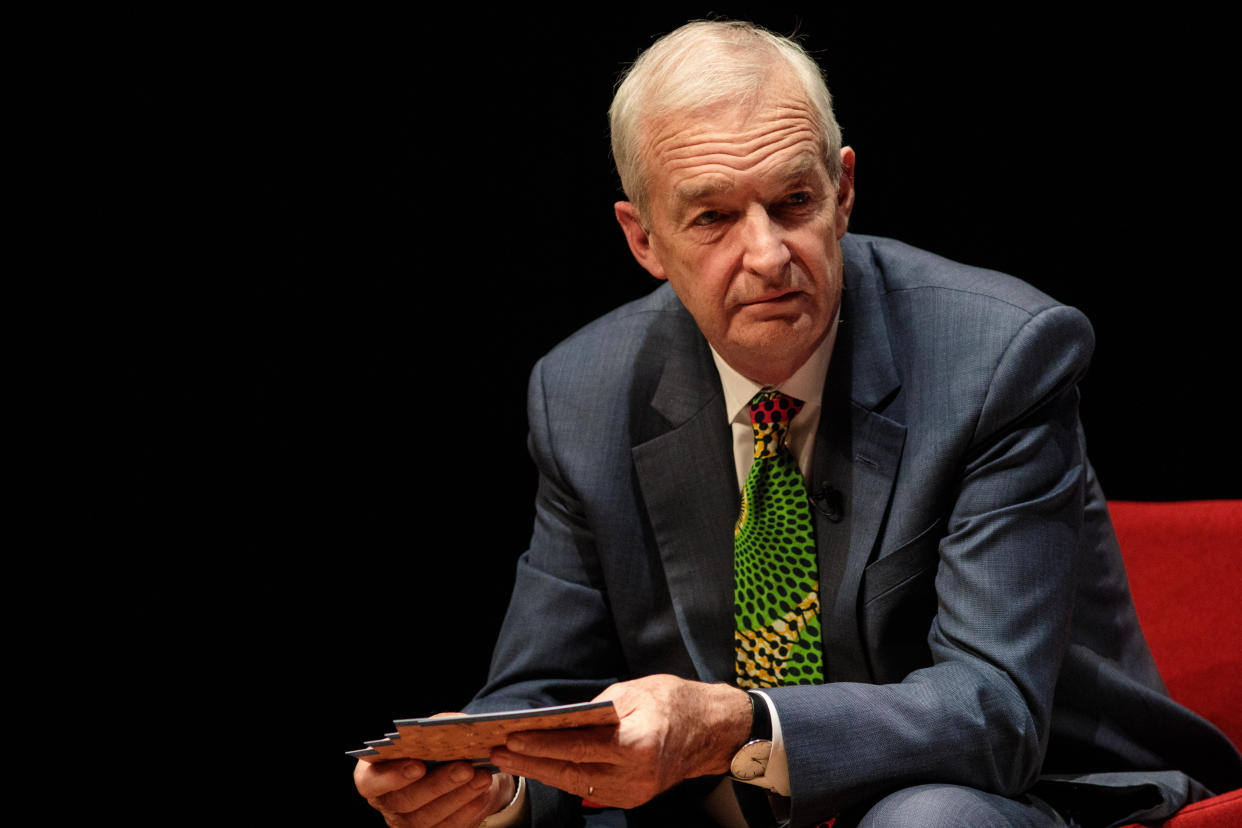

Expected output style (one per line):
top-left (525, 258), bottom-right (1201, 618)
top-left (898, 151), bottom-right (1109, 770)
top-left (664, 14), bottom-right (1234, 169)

top-left (834, 147), bottom-right (856, 239)
top-left (614, 201), bottom-right (667, 280)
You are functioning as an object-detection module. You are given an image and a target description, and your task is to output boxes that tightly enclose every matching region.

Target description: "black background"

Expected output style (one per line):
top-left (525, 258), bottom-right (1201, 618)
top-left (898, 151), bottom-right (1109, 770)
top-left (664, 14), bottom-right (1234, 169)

top-left (117, 7), bottom-right (1237, 822)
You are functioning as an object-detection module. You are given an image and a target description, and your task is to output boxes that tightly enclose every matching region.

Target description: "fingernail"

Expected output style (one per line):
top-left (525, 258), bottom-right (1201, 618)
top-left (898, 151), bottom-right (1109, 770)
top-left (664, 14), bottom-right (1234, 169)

top-left (508, 735), bottom-right (527, 752)
top-left (470, 771), bottom-right (491, 789)
top-left (451, 764), bottom-right (473, 783)
top-left (402, 762), bottom-right (424, 780)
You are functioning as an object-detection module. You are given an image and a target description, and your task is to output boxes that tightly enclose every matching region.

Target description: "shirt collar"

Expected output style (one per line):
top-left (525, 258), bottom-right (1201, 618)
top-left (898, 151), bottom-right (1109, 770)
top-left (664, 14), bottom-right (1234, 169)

top-left (710, 315), bottom-right (840, 426)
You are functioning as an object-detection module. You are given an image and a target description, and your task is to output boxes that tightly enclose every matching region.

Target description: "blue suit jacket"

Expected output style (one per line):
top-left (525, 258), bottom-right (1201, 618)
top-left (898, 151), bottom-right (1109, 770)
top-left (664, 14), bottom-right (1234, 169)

top-left (468, 235), bottom-right (1241, 827)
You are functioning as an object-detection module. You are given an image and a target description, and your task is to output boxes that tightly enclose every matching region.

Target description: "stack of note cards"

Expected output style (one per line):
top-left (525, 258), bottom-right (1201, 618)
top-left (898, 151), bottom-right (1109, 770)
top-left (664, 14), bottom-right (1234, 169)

top-left (348, 701), bottom-right (619, 767)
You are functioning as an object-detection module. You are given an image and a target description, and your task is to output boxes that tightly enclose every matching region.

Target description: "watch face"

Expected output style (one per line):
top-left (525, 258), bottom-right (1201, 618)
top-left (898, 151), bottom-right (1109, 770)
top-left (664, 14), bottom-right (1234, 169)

top-left (729, 740), bottom-right (771, 781)
top-left (731, 757), bottom-right (764, 780)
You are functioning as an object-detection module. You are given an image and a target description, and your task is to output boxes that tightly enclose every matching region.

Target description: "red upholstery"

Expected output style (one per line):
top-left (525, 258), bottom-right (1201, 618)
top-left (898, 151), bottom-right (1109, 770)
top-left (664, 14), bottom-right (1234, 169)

top-left (1109, 501), bottom-right (1242, 827)
top-left (1155, 789), bottom-right (1242, 827)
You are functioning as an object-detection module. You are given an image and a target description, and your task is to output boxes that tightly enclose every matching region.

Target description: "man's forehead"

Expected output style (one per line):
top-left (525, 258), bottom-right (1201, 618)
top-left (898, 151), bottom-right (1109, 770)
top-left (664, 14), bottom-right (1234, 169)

top-left (640, 89), bottom-right (826, 208)
top-left (645, 86), bottom-right (816, 152)
top-left (668, 151), bottom-right (823, 205)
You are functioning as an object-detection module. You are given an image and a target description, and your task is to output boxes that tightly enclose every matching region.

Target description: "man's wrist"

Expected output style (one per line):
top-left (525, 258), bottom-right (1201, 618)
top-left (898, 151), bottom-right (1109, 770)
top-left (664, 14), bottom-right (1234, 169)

top-left (502, 774), bottom-right (523, 809)
top-left (694, 683), bottom-right (753, 777)
top-left (481, 775), bottom-right (526, 828)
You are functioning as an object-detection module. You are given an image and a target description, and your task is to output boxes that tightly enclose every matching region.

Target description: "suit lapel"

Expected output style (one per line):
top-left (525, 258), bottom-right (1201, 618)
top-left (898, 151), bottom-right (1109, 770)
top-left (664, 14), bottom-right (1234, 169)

top-left (632, 308), bottom-right (739, 685)
top-left (812, 249), bottom-right (907, 683)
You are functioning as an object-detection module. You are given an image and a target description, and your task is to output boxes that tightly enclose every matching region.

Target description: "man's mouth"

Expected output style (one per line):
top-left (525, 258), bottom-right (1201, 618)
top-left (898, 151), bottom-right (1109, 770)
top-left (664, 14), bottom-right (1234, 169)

top-left (741, 289), bottom-right (801, 306)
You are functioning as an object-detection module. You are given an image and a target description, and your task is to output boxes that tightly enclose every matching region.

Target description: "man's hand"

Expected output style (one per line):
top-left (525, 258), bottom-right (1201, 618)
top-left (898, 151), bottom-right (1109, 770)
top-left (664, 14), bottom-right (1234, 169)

top-left (354, 710), bottom-right (518, 827)
top-left (353, 758), bottom-right (515, 827)
top-left (489, 674), bottom-right (751, 810)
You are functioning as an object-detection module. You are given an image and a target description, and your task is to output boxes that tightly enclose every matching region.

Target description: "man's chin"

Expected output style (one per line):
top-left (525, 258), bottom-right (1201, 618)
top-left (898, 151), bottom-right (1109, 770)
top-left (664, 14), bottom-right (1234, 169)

top-left (716, 323), bottom-right (826, 383)
top-left (729, 314), bottom-right (823, 348)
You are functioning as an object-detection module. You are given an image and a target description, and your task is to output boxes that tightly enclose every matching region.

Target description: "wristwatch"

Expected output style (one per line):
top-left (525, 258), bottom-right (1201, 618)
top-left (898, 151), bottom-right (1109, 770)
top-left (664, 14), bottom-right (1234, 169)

top-left (729, 691), bottom-right (773, 781)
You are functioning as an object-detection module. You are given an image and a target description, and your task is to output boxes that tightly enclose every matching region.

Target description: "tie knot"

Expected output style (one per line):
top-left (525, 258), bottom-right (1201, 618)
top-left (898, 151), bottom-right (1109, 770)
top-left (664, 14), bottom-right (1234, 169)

top-left (748, 390), bottom-right (803, 459)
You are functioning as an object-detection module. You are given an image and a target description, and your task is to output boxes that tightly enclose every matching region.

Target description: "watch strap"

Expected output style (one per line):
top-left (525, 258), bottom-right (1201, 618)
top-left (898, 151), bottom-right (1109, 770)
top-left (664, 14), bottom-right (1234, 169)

top-left (747, 690), bottom-right (772, 742)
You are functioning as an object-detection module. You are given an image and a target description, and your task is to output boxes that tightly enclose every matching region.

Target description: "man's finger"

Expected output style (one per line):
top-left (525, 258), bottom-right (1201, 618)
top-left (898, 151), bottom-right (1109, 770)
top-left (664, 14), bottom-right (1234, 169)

top-left (503, 725), bottom-right (621, 763)
top-left (491, 748), bottom-right (608, 796)
top-left (492, 749), bottom-right (653, 809)
top-left (389, 768), bottom-right (493, 825)
top-left (354, 758), bottom-right (426, 798)
top-left (373, 761), bottom-right (486, 815)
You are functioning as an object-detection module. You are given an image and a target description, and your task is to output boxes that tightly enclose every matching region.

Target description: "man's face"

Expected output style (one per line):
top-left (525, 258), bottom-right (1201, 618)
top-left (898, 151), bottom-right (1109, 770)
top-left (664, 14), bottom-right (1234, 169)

top-left (616, 80), bottom-right (855, 386)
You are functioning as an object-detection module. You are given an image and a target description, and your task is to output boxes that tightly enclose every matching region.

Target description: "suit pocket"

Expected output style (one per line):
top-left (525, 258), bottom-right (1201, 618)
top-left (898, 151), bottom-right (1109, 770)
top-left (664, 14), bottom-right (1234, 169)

top-left (862, 515), bottom-right (946, 604)
top-left (860, 515), bottom-right (946, 683)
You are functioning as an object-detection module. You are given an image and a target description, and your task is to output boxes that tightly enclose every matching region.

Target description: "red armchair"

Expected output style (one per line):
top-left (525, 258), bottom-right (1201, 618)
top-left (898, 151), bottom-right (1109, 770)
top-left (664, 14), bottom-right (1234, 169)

top-left (1109, 500), bottom-right (1241, 827)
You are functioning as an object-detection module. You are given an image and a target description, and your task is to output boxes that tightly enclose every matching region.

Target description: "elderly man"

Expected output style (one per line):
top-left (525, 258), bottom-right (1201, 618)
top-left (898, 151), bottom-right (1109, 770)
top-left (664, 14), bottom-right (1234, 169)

top-left (355, 20), bottom-right (1241, 827)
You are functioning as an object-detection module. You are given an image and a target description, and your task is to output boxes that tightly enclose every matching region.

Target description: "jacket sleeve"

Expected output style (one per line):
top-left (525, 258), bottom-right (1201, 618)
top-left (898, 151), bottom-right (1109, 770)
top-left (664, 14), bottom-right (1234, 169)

top-left (773, 304), bottom-right (1096, 826)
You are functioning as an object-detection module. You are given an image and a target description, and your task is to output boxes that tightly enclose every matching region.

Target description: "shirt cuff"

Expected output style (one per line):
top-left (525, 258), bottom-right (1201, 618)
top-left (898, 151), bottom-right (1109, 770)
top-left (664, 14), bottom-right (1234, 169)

top-left (747, 690), bottom-right (791, 797)
top-left (481, 775), bottom-right (528, 828)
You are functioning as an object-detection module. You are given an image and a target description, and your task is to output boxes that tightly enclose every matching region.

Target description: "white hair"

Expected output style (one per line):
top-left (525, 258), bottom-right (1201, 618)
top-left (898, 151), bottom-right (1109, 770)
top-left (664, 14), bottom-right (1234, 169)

top-left (609, 20), bottom-right (843, 223)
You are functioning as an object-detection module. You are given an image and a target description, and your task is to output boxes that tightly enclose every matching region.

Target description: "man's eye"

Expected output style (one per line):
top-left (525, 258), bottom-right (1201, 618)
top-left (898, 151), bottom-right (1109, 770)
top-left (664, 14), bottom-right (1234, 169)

top-left (694, 210), bottom-right (723, 226)
top-left (785, 192), bottom-right (812, 205)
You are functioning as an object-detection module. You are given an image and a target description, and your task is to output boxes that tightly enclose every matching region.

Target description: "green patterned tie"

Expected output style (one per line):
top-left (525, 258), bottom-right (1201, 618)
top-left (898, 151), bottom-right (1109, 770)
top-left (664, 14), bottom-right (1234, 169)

top-left (734, 389), bottom-right (823, 688)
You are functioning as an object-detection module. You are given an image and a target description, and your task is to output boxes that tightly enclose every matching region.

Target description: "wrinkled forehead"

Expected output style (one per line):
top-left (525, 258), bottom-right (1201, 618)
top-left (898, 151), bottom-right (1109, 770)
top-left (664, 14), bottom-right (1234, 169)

top-left (639, 88), bottom-right (830, 204)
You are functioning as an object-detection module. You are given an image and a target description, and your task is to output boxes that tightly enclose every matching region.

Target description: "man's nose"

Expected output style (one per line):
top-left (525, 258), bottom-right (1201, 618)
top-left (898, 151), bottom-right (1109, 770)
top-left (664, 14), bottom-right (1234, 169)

top-left (740, 206), bottom-right (791, 278)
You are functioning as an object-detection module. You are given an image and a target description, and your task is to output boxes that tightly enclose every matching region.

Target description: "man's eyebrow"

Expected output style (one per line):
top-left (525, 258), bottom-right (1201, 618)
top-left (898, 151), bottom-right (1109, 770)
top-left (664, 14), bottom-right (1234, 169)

top-left (675, 155), bottom-right (822, 200)
top-left (673, 178), bottom-right (734, 207)
top-left (669, 154), bottom-right (825, 216)
top-left (776, 153), bottom-right (819, 185)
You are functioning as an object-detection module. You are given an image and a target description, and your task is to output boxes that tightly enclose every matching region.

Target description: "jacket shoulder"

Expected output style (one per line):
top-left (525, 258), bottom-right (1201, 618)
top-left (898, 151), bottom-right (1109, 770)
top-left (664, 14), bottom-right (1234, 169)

top-left (844, 233), bottom-right (1068, 317)
top-left (535, 283), bottom-right (694, 393)
top-left (843, 233), bottom-right (1094, 355)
